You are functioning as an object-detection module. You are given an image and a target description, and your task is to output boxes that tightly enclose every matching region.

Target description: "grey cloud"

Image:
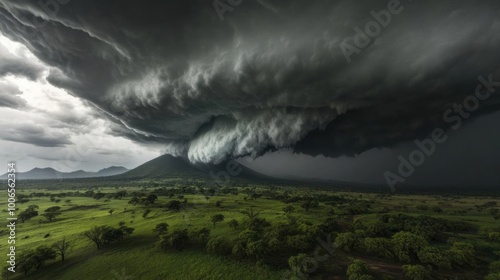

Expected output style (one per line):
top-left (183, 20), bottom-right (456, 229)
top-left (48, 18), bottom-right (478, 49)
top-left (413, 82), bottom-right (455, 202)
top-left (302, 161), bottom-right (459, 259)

top-left (0, 81), bottom-right (27, 108)
top-left (0, 0), bottom-right (499, 162)
top-left (0, 122), bottom-right (72, 147)
top-left (0, 39), bottom-right (44, 80)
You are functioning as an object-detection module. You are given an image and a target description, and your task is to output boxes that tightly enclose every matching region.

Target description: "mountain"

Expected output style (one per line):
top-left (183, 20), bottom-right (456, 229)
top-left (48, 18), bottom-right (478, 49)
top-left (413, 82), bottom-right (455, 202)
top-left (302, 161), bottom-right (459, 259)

top-left (114, 154), bottom-right (205, 179)
top-left (112, 154), bottom-right (278, 183)
top-left (95, 166), bottom-right (129, 177)
top-left (0, 166), bottom-right (129, 180)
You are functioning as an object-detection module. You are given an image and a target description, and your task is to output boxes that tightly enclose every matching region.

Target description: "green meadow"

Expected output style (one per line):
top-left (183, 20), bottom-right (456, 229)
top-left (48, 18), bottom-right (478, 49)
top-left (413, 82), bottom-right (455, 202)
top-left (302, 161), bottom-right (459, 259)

top-left (0, 183), bottom-right (499, 280)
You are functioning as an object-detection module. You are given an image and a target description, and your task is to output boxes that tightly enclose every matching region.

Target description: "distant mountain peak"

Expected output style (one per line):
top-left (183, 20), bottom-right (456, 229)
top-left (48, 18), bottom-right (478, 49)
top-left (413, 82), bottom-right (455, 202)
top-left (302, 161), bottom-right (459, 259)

top-left (0, 165), bottom-right (129, 180)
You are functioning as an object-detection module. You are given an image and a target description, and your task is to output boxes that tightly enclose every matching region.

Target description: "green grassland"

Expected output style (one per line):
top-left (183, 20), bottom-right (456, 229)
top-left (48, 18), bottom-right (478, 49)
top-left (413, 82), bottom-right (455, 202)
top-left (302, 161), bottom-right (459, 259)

top-left (0, 183), bottom-right (499, 280)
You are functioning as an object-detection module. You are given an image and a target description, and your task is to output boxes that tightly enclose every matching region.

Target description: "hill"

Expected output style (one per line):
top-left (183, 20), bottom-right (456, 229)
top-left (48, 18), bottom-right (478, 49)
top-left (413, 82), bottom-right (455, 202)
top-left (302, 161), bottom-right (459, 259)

top-left (0, 166), bottom-right (129, 180)
top-left (112, 154), bottom-right (278, 184)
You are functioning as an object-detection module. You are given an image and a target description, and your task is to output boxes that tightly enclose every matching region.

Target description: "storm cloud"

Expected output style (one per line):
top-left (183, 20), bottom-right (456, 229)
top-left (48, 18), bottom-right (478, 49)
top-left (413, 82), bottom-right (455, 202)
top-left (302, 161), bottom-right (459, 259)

top-left (0, 80), bottom-right (26, 108)
top-left (0, 0), bottom-right (499, 163)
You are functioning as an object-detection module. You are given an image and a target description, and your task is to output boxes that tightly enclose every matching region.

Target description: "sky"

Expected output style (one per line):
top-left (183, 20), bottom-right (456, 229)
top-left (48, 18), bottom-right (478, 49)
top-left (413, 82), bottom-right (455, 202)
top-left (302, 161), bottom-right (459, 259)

top-left (0, 0), bottom-right (499, 187)
top-left (0, 34), bottom-right (162, 172)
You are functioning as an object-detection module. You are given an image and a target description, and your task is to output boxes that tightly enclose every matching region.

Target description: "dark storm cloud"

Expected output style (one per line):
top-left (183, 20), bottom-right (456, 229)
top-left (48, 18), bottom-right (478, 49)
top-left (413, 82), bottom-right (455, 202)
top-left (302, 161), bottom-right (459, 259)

top-left (0, 0), bottom-right (499, 162)
top-left (0, 122), bottom-right (72, 147)
top-left (0, 81), bottom-right (27, 108)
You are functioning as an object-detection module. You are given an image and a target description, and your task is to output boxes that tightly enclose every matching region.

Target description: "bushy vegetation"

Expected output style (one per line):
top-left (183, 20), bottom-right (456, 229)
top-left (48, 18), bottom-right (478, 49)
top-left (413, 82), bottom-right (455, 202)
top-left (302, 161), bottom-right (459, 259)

top-left (0, 181), bottom-right (498, 280)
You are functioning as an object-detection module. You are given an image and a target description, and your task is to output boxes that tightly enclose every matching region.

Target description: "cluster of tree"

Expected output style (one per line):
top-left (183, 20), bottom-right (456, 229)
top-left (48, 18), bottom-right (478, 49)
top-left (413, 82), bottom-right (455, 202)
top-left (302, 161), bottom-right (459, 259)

top-left (156, 227), bottom-right (211, 251)
top-left (363, 214), bottom-right (475, 241)
top-left (83, 222), bottom-right (134, 250)
top-left (2, 238), bottom-right (71, 278)
top-left (19, 205), bottom-right (38, 223)
top-left (335, 229), bottom-right (477, 271)
top-left (128, 193), bottom-right (158, 205)
top-left (205, 210), bottom-right (336, 265)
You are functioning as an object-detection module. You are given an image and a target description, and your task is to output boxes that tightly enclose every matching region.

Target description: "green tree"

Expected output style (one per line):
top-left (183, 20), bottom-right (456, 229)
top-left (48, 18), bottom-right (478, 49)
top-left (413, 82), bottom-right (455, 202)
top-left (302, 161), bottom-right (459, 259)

top-left (402, 264), bottom-right (431, 280)
top-left (206, 236), bottom-right (231, 255)
top-left (448, 242), bottom-right (476, 267)
top-left (52, 237), bottom-right (71, 262)
top-left (153, 222), bottom-right (169, 235)
top-left (144, 194), bottom-right (158, 205)
top-left (417, 246), bottom-right (451, 270)
top-left (19, 205), bottom-right (38, 223)
top-left (335, 232), bottom-right (358, 252)
top-left (391, 231), bottom-right (428, 262)
top-left (364, 237), bottom-right (393, 259)
top-left (288, 254), bottom-right (315, 279)
top-left (228, 219), bottom-right (239, 229)
top-left (157, 229), bottom-right (190, 251)
top-left (195, 227), bottom-right (211, 244)
top-left (83, 225), bottom-right (133, 250)
top-left (31, 246), bottom-right (57, 270)
top-left (346, 259), bottom-right (373, 280)
top-left (283, 205), bottom-right (295, 215)
top-left (211, 214), bottom-right (225, 227)
top-left (241, 207), bottom-right (260, 219)
top-left (166, 200), bottom-right (181, 210)
top-left (42, 206), bottom-right (62, 222)
top-left (301, 200), bottom-right (319, 212)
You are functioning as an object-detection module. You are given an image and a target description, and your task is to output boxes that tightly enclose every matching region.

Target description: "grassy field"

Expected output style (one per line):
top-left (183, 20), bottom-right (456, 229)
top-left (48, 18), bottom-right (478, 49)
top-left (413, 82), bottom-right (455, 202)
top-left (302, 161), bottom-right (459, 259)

top-left (0, 184), bottom-right (499, 280)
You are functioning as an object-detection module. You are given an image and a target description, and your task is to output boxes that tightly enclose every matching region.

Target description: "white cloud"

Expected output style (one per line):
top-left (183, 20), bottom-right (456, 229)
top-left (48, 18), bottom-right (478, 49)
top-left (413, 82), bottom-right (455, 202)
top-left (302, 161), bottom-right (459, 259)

top-left (0, 34), bottom-right (161, 172)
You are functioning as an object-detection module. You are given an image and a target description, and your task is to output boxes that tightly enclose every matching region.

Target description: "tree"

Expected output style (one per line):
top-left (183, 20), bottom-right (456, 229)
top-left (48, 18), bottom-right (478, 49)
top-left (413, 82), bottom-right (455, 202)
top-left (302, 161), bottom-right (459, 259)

top-left (19, 205), bottom-right (39, 223)
top-left (301, 200), bottom-right (319, 212)
top-left (42, 206), bottom-right (62, 222)
top-left (128, 196), bottom-right (140, 205)
top-left (166, 200), bottom-right (181, 210)
top-left (144, 194), bottom-right (158, 205)
top-left (228, 219), bottom-right (239, 229)
top-left (31, 246), bottom-right (57, 270)
top-left (84, 226), bottom-right (112, 250)
top-left (391, 231), bottom-right (428, 262)
top-left (195, 227), bottom-right (211, 244)
top-left (157, 229), bottom-right (189, 251)
top-left (417, 246), bottom-right (451, 270)
top-left (288, 254), bottom-right (314, 279)
top-left (241, 207), bottom-right (260, 219)
top-left (246, 240), bottom-right (268, 260)
top-left (364, 238), bottom-right (393, 259)
top-left (448, 242), bottom-right (476, 267)
top-left (206, 236), bottom-right (231, 255)
top-left (282, 205), bottom-right (295, 215)
top-left (335, 232), bottom-right (358, 252)
top-left (108, 209), bottom-right (115, 215)
top-left (142, 209), bottom-right (152, 219)
top-left (211, 214), bottom-right (225, 227)
top-left (402, 265), bottom-right (431, 280)
top-left (346, 259), bottom-right (373, 280)
top-left (154, 223), bottom-right (169, 235)
top-left (52, 237), bottom-right (71, 262)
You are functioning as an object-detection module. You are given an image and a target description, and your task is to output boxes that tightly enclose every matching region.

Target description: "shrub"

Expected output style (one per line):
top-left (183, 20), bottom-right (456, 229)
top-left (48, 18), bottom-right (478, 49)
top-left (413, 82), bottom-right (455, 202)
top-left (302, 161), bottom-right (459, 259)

top-left (206, 236), bottom-right (231, 255)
